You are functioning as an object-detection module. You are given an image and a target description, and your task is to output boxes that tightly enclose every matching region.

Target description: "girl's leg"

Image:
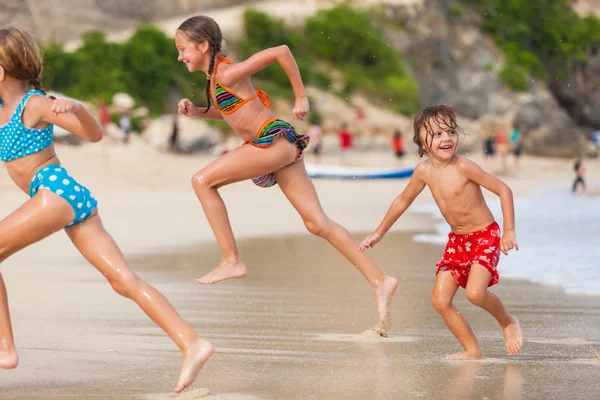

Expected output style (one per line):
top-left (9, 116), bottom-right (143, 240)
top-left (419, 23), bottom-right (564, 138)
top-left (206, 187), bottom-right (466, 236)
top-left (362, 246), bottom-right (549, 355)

top-left (0, 191), bottom-right (75, 369)
top-left (431, 271), bottom-right (484, 360)
top-left (465, 264), bottom-right (523, 356)
top-left (191, 138), bottom-right (297, 284)
top-left (65, 214), bottom-right (213, 393)
top-left (273, 160), bottom-right (398, 332)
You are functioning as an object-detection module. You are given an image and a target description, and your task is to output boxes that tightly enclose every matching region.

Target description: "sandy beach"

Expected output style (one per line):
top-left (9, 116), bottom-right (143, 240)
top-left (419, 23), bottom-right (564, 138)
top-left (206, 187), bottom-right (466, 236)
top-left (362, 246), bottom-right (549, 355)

top-left (1, 142), bottom-right (600, 399)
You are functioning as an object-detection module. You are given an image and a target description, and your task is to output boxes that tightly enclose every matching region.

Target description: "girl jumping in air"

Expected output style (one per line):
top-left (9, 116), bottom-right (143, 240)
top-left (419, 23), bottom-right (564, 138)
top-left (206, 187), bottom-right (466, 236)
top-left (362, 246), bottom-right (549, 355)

top-left (360, 105), bottom-right (523, 359)
top-left (175, 16), bottom-right (397, 333)
top-left (0, 27), bottom-right (212, 393)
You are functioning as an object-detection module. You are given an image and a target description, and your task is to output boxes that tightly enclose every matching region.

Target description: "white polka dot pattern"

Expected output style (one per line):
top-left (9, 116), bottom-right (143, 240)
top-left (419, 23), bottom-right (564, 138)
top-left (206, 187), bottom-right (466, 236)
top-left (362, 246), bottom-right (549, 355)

top-left (29, 164), bottom-right (98, 228)
top-left (0, 91), bottom-right (54, 162)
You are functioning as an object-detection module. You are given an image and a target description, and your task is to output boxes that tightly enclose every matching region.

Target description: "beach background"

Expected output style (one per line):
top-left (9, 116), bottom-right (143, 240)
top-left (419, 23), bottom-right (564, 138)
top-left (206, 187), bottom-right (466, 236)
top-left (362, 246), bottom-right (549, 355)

top-left (2, 0), bottom-right (600, 398)
top-left (1, 144), bottom-right (600, 399)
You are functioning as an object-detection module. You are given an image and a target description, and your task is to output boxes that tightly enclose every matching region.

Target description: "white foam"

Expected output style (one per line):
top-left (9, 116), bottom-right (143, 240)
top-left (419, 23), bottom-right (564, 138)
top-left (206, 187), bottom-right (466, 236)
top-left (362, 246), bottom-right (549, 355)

top-left (411, 184), bottom-right (600, 296)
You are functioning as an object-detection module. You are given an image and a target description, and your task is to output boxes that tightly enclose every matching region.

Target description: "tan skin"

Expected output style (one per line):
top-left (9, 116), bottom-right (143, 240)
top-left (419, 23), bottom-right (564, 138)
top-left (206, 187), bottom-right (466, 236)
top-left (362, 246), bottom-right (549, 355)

top-left (0, 69), bottom-right (212, 393)
top-left (175, 31), bottom-right (398, 332)
top-left (360, 118), bottom-right (523, 359)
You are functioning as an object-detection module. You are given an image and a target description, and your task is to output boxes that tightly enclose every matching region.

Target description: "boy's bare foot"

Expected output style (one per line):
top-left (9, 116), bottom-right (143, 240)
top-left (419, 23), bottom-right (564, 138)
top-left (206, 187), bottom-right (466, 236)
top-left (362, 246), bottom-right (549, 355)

top-left (445, 350), bottom-right (485, 360)
top-left (174, 337), bottom-right (214, 393)
top-left (503, 316), bottom-right (523, 356)
top-left (196, 260), bottom-right (247, 284)
top-left (0, 348), bottom-right (19, 369)
top-left (374, 276), bottom-right (398, 335)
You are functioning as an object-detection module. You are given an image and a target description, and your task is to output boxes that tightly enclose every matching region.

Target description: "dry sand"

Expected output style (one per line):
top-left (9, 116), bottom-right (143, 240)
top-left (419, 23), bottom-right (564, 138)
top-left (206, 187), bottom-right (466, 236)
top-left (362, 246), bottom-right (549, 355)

top-left (1, 143), bottom-right (599, 399)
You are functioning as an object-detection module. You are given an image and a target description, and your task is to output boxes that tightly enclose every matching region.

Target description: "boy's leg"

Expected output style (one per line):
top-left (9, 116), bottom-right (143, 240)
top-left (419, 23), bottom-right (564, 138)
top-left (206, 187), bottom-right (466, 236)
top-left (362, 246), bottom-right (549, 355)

top-left (465, 263), bottom-right (523, 356)
top-left (431, 271), bottom-right (484, 360)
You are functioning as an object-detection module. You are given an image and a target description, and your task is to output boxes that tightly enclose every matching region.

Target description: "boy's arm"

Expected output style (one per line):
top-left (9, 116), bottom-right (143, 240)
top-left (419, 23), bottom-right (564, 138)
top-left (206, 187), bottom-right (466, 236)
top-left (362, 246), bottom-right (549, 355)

top-left (457, 157), bottom-right (518, 254)
top-left (359, 165), bottom-right (426, 251)
top-left (219, 45), bottom-right (308, 120)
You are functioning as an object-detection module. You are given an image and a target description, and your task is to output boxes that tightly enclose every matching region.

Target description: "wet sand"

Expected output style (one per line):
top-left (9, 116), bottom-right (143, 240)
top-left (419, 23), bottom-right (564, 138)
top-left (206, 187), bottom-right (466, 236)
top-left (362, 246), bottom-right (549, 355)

top-left (1, 145), bottom-right (600, 399)
top-left (3, 232), bottom-right (600, 399)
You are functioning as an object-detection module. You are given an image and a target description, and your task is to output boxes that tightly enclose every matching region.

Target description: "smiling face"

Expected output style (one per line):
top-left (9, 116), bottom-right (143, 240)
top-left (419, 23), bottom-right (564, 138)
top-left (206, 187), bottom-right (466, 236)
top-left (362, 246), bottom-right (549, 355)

top-left (419, 118), bottom-right (459, 161)
top-left (175, 31), bottom-right (207, 73)
top-left (413, 105), bottom-right (463, 160)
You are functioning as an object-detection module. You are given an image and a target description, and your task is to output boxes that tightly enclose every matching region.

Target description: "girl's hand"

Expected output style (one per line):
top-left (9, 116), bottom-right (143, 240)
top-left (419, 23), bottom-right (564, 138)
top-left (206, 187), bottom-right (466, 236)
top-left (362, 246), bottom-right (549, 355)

top-left (500, 229), bottom-right (519, 255)
top-left (51, 99), bottom-right (81, 116)
top-left (359, 232), bottom-right (383, 252)
top-left (293, 96), bottom-right (309, 121)
top-left (178, 98), bottom-right (197, 117)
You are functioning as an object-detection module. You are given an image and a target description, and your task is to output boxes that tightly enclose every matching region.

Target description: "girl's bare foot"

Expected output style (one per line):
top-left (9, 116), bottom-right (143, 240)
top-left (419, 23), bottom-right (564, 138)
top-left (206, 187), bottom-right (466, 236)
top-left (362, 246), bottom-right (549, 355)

top-left (174, 337), bottom-right (214, 393)
top-left (374, 276), bottom-right (398, 335)
top-left (503, 316), bottom-right (523, 356)
top-left (196, 260), bottom-right (247, 284)
top-left (445, 349), bottom-right (485, 361)
top-left (0, 347), bottom-right (19, 369)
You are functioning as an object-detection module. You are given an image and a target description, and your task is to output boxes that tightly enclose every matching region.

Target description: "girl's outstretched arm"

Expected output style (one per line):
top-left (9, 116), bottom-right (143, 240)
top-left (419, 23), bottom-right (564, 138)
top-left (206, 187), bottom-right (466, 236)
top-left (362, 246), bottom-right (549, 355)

top-left (359, 165), bottom-right (426, 251)
top-left (220, 45), bottom-right (308, 120)
top-left (456, 156), bottom-right (518, 255)
top-left (32, 96), bottom-right (103, 142)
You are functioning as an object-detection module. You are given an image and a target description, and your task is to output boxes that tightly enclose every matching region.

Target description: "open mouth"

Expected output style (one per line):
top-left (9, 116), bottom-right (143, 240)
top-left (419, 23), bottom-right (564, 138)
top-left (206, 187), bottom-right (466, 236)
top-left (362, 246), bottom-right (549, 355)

top-left (439, 145), bottom-right (453, 151)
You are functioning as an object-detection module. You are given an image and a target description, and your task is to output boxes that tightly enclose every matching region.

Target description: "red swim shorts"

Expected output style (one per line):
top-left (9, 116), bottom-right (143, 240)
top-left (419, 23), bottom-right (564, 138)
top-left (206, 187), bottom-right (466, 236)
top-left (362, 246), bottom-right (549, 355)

top-left (435, 222), bottom-right (501, 288)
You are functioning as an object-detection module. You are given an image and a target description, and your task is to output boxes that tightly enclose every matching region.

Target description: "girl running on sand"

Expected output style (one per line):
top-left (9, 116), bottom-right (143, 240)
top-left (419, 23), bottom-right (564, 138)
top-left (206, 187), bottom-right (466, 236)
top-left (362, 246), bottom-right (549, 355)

top-left (0, 27), bottom-right (211, 393)
top-left (175, 15), bottom-right (397, 333)
top-left (360, 105), bottom-right (523, 359)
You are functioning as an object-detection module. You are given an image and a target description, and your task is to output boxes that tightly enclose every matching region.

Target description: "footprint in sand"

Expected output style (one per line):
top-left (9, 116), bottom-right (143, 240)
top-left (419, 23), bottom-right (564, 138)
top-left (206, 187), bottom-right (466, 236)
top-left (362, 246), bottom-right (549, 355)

top-left (145, 388), bottom-right (260, 400)
top-left (311, 328), bottom-right (418, 343)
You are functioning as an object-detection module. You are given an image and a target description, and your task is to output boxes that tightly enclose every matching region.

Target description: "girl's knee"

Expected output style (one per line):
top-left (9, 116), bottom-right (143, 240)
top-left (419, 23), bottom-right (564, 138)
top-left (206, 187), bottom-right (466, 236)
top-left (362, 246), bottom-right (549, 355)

top-left (304, 216), bottom-right (332, 237)
top-left (465, 288), bottom-right (487, 307)
top-left (431, 294), bottom-right (453, 312)
top-left (110, 273), bottom-right (140, 298)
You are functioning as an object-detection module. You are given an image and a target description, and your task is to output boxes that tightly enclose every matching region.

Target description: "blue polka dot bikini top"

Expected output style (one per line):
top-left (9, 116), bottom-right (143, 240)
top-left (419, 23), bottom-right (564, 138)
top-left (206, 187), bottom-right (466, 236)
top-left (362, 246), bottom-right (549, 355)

top-left (0, 90), bottom-right (54, 162)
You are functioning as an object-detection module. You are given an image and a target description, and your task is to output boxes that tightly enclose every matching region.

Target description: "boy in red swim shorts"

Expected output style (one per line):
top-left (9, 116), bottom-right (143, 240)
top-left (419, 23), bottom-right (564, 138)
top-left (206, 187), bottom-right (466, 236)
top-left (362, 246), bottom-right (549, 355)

top-left (360, 105), bottom-right (523, 360)
top-left (436, 222), bottom-right (501, 289)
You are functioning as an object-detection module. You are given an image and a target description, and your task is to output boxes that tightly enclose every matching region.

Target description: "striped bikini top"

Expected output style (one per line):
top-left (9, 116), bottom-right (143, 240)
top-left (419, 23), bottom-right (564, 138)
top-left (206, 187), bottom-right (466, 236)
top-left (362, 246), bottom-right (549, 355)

top-left (0, 90), bottom-right (54, 162)
top-left (211, 56), bottom-right (271, 114)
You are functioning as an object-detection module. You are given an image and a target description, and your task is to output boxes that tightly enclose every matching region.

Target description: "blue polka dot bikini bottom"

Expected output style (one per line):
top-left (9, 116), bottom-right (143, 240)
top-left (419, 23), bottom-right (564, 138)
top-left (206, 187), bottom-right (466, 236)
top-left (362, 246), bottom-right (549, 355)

top-left (29, 164), bottom-right (98, 228)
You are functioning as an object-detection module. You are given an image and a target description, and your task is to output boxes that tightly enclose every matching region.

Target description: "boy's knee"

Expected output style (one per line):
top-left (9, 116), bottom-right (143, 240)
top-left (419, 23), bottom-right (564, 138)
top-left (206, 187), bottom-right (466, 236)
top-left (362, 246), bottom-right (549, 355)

top-left (465, 289), bottom-right (487, 307)
top-left (304, 216), bottom-right (332, 237)
top-left (431, 295), bottom-right (452, 312)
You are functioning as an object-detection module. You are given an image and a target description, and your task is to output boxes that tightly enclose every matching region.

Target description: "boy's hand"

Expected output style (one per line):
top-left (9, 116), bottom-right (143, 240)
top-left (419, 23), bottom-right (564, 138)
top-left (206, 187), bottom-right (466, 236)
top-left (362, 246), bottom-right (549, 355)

top-left (359, 232), bottom-right (383, 252)
top-left (500, 229), bottom-right (519, 255)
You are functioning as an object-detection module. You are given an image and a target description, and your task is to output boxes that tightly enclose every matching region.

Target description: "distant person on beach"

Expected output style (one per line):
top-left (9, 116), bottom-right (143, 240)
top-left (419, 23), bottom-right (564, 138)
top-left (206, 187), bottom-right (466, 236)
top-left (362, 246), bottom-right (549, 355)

top-left (169, 113), bottom-right (180, 152)
top-left (338, 122), bottom-right (353, 159)
top-left (391, 129), bottom-right (405, 158)
top-left (573, 159), bottom-right (599, 196)
top-left (0, 27), bottom-right (211, 393)
top-left (97, 95), bottom-right (111, 129)
top-left (360, 105), bottom-right (523, 360)
top-left (510, 125), bottom-right (521, 168)
top-left (119, 112), bottom-right (132, 144)
top-left (306, 120), bottom-right (322, 159)
top-left (175, 15), bottom-right (397, 333)
top-left (495, 125), bottom-right (509, 171)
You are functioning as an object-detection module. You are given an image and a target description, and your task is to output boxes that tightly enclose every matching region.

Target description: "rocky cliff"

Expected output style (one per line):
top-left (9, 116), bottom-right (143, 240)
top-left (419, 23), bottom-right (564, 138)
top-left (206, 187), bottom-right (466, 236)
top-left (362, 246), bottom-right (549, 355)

top-left (1, 0), bottom-right (598, 157)
top-left (0, 0), bottom-right (247, 42)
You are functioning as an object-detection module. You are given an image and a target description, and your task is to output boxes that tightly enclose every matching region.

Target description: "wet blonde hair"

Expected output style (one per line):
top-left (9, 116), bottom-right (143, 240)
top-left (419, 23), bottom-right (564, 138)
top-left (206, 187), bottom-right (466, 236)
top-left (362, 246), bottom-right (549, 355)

top-left (0, 27), bottom-right (52, 96)
top-left (413, 104), bottom-right (463, 157)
